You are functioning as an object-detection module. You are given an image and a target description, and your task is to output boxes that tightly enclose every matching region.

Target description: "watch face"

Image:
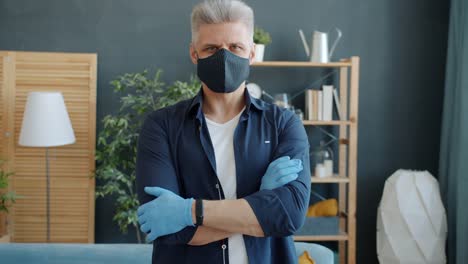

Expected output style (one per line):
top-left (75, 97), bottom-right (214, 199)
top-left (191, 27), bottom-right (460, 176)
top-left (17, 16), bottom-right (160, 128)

top-left (246, 82), bottom-right (262, 99)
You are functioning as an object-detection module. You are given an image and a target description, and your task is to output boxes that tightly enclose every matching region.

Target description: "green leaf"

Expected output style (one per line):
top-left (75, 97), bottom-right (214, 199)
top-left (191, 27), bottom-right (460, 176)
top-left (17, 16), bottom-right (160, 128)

top-left (253, 26), bottom-right (272, 45)
top-left (96, 69), bottom-right (200, 241)
top-left (0, 160), bottom-right (17, 213)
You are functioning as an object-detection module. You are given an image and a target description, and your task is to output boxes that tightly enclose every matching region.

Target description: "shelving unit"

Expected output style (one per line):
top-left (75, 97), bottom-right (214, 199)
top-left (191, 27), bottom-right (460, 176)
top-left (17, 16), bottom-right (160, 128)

top-left (252, 57), bottom-right (360, 264)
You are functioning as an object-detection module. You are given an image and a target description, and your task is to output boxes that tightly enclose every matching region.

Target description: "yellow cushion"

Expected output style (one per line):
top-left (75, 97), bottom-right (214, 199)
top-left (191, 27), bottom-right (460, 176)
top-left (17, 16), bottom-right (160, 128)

top-left (298, 250), bottom-right (316, 264)
top-left (307, 198), bottom-right (338, 217)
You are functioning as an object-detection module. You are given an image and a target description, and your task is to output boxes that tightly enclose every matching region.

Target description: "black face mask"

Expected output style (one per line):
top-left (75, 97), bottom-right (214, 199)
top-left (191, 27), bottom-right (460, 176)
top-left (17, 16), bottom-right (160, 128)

top-left (196, 48), bottom-right (250, 93)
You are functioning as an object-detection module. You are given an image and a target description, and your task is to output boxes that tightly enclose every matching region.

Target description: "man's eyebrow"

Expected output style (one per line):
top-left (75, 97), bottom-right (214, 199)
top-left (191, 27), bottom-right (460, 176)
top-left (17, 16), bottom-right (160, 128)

top-left (201, 43), bottom-right (219, 48)
top-left (229, 42), bottom-right (246, 46)
top-left (200, 42), bottom-right (246, 48)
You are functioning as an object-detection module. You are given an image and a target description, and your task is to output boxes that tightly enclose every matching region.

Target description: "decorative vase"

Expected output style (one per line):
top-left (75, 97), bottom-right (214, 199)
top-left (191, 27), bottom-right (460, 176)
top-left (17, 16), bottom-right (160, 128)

top-left (311, 141), bottom-right (333, 178)
top-left (377, 169), bottom-right (447, 264)
top-left (254, 44), bottom-right (265, 62)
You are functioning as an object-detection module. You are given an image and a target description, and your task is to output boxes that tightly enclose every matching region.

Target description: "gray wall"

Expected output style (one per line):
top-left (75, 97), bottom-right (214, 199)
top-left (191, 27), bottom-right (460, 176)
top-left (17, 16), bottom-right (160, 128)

top-left (0, 0), bottom-right (449, 263)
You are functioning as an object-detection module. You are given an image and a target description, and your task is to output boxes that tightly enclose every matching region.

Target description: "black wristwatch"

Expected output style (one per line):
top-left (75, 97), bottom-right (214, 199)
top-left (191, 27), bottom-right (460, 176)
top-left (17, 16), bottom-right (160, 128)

top-left (195, 199), bottom-right (204, 226)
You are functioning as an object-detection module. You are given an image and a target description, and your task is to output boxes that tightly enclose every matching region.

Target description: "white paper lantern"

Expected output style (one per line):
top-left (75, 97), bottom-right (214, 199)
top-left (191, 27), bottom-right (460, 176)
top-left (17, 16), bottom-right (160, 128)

top-left (377, 169), bottom-right (447, 264)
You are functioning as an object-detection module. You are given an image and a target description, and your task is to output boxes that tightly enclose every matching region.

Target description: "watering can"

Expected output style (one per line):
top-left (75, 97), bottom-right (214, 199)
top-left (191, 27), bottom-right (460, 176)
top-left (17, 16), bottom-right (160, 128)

top-left (299, 28), bottom-right (342, 63)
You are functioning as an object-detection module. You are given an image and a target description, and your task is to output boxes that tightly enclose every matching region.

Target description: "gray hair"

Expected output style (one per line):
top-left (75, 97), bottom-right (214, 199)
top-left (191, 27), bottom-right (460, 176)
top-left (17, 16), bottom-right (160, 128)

top-left (191, 0), bottom-right (254, 42)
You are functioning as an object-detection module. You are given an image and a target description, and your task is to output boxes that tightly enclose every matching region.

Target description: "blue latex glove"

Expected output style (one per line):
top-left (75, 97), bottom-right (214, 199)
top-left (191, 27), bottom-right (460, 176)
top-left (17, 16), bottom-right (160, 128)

top-left (137, 187), bottom-right (194, 243)
top-left (260, 156), bottom-right (303, 190)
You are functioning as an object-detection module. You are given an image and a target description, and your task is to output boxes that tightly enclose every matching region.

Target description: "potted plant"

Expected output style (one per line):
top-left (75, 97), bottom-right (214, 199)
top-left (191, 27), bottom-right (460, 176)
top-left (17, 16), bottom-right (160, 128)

top-left (95, 69), bottom-right (200, 243)
top-left (0, 159), bottom-right (17, 242)
top-left (253, 26), bottom-right (272, 62)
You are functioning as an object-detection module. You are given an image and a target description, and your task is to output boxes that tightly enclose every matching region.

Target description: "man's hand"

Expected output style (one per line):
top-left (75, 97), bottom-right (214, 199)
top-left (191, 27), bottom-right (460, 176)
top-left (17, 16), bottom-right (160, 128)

top-left (137, 187), bottom-right (194, 242)
top-left (260, 156), bottom-right (303, 190)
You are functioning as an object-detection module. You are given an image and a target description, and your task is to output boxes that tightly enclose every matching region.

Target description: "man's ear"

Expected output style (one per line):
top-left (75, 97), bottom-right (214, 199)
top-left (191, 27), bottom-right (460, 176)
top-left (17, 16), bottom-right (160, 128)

top-left (249, 43), bottom-right (256, 65)
top-left (189, 43), bottom-right (198, 64)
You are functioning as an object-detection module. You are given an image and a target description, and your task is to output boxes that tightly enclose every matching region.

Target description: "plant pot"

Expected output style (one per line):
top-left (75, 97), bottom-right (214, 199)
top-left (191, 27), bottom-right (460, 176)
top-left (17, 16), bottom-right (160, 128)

top-left (0, 212), bottom-right (11, 243)
top-left (254, 44), bottom-right (265, 62)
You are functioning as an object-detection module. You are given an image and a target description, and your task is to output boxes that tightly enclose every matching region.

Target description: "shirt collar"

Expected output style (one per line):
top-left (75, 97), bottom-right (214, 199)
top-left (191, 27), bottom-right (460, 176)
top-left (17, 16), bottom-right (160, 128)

top-left (245, 87), bottom-right (265, 112)
top-left (188, 86), bottom-right (265, 119)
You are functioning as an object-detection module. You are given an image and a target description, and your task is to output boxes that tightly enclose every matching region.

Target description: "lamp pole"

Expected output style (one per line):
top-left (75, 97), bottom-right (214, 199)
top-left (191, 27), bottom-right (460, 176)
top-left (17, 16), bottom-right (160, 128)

top-left (45, 147), bottom-right (50, 242)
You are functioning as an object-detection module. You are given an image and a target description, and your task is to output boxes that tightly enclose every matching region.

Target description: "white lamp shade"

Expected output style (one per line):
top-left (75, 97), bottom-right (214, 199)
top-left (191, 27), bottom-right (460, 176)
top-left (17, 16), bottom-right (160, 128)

top-left (377, 169), bottom-right (447, 264)
top-left (19, 92), bottom-right (76, 147)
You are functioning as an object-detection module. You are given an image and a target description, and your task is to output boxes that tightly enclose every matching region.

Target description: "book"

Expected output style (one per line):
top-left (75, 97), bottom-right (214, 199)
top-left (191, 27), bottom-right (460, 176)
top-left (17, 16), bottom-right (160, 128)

top-left (333, 88), bottom-right (343, 120)
top-left (318, 90), bottom-right (323, 121)
top-left (312, 90), bottom-right (318, 120)
top-left (305, 89), bottom-right (313, 120)
top-left (322, 85), bottom-right (334, 121)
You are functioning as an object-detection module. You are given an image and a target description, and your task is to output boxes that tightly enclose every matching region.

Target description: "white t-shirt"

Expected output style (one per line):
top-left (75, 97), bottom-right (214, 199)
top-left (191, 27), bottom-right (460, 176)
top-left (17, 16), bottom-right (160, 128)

top-left (205, 108), bottom-right (248, 264)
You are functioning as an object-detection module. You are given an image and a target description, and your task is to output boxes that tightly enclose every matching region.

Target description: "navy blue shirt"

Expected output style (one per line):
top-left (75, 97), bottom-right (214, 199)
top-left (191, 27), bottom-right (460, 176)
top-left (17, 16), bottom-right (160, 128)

top-left (136, 88), bottom-right (311, 264)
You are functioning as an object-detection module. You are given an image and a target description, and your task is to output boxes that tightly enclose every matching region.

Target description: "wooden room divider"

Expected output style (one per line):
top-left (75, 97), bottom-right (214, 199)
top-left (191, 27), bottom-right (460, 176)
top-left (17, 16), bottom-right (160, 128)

top-left (0, 51), bottom-right (96, 243)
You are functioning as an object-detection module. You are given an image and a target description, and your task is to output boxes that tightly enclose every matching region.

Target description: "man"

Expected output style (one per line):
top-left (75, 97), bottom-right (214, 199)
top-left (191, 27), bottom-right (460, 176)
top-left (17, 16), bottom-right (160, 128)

top-left (136, 0), bottom-right (311, 263)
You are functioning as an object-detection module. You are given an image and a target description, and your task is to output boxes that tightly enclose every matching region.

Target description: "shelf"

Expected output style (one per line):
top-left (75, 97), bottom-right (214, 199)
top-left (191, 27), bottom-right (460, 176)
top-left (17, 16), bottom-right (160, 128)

top-left (302, 120), bottom-right (352, 126)
top-left (311, 176), bottom-right (349, 183)
top-left (252, 61), bottom-right (352, 68)
top-left (250, 56), bottom-right (359, 263)
top-left (294, 231), bottom-right (349, 241)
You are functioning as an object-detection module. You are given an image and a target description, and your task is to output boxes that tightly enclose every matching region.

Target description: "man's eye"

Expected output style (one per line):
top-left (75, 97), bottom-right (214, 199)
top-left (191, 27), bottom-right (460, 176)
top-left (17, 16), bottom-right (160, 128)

top-left (231, 45), bottom-right (243, 50)
top-left (205, 47), bottom-right (217, 52)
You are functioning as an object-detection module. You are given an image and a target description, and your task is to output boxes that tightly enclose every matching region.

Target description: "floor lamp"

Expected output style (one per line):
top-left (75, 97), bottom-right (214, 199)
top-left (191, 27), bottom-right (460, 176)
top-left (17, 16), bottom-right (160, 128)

top-left (18, 92), bottom-right (75, 242)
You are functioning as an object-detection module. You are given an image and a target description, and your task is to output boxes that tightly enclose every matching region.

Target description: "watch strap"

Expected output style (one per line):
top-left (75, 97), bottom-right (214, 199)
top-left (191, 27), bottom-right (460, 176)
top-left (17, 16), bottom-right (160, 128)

top-left (195, 199), bottom-right (204, 226)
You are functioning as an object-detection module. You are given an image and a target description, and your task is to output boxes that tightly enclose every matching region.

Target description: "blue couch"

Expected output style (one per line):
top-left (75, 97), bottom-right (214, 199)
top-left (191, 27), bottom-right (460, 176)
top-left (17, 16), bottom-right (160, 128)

top-left (0, 242), bottom-right (334, 264)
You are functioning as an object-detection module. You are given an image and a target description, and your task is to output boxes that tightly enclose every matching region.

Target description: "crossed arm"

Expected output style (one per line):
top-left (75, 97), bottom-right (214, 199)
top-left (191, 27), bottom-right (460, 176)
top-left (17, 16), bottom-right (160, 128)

top-left (141, 164), bottom-right (302, 245)
top-left (136, 111), bottom-right (310, 246)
